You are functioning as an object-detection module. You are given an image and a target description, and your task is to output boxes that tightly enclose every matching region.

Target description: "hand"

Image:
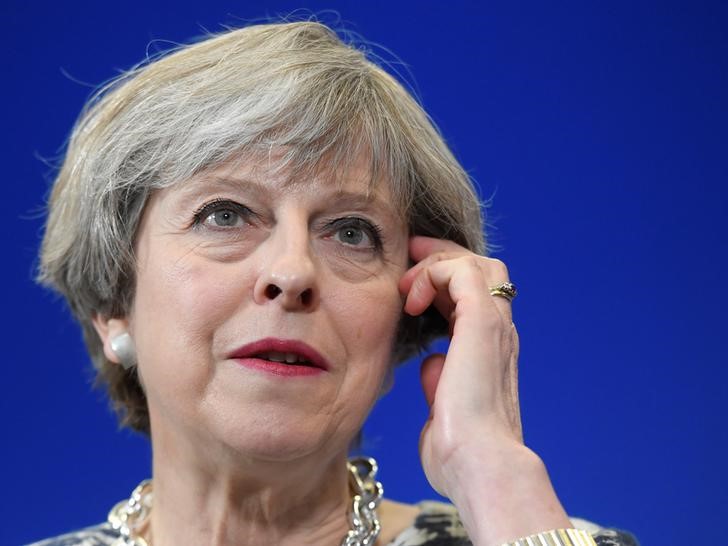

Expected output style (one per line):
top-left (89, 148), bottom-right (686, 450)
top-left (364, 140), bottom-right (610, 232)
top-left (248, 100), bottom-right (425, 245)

top-left (399, 235), bottom-right (523, 498)
top-left (400, 236), bottom-right (572, 545)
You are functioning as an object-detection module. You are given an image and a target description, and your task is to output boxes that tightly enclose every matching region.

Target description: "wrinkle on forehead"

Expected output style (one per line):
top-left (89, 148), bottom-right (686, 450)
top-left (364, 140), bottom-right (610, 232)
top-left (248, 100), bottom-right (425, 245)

top-left (174, 147), bottom-right (408, 222)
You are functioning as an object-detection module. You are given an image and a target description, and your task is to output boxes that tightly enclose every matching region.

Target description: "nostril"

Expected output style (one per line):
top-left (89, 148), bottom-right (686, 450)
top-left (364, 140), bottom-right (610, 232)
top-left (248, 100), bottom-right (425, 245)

top-left (300, 288), bottom-right (313, 306)
top-left (265, 284), bottom-right (282, 299)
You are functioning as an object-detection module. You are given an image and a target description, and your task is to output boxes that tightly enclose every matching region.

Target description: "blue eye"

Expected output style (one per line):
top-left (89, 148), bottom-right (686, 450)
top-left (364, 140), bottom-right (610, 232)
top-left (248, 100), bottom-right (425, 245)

top-left (207, 208), bottom-right (243, 227)
top-left (192, 199), bottom-right (252, 229)
top-left (329, 218), bottom-right (383, 251)
top-left (335, 226), bottom-right (366, 246)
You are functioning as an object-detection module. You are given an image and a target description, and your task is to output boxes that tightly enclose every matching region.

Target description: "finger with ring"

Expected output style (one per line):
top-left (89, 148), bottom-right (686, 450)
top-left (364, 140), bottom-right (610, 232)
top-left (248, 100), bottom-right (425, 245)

top-left (488, 281), bottom-right (517, 302)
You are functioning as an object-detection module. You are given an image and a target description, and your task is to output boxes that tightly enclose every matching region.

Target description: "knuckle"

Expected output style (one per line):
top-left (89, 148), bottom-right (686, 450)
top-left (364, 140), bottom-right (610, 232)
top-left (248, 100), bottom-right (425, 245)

top-left (486, 257), bottom-right (510, 279)
top-left (460, 255), bottom-right (482, 272)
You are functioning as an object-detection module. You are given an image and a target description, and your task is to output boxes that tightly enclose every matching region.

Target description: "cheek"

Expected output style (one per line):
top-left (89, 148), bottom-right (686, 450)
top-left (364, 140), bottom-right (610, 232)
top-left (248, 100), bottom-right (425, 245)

top-left (130, 243), bottom-right (256, 395)
top-left (330, 277), bottom-right (404, 365)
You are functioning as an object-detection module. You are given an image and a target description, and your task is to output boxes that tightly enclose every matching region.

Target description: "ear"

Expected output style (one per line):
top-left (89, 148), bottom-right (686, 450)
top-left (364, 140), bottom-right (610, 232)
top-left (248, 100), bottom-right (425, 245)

top-left (92, 314), bottom-right (131, 365)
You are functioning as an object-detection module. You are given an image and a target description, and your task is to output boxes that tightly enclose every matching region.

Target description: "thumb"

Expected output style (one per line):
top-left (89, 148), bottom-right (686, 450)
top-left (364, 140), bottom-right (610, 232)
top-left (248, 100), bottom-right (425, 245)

top-left (420, 353), bottom-right (446, 408)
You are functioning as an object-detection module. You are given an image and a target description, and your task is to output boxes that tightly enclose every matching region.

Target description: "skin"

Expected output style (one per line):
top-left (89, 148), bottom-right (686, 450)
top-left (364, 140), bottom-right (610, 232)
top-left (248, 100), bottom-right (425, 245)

top-left (94, 152), bottom-right (571, 546)
top-left (400, 239), bottom-right (572, 544)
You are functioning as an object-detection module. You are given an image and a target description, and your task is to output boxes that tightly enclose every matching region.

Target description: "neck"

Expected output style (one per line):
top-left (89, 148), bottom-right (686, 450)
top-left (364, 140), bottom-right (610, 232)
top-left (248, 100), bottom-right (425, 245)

top-left (148, 427), bottom-right (353, 546)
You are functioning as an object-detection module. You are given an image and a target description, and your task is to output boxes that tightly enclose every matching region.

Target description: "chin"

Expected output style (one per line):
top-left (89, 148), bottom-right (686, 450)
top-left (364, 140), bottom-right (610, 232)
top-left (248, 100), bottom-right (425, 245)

top-left (210, 413), bottom-right (351, 464)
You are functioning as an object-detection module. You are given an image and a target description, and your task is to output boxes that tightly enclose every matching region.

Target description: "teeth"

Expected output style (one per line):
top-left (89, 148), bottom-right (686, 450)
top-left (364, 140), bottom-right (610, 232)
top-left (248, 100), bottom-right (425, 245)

top-left (265, 351), bottom-right (285, 363)
top-left (258, 351), bottom-right (309, 365)
top-left (285, 353), bottom-right (298, 364)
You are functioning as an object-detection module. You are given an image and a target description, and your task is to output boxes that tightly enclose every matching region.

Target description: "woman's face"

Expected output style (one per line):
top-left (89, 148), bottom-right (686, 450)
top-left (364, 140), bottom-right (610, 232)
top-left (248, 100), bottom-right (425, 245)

top-left (127, 153), bottom-right (409, 462)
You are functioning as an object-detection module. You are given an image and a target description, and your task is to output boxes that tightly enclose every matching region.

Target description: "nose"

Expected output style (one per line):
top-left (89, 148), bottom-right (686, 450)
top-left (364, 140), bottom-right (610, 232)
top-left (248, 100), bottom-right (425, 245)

top-left (253, 221), bottom-right (319, 311)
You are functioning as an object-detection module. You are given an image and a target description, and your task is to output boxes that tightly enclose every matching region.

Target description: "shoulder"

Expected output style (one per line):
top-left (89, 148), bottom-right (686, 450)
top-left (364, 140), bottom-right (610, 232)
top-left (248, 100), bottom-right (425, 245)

top-left (387, 501), bottom-right (639, 546)
top-left (24, 523), bottom-right (120, 546)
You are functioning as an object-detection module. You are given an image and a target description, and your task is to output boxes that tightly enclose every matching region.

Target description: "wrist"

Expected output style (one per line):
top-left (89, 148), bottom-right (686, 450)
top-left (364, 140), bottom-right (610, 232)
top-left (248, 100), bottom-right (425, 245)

top-left (443, 439), bottom-right (543, 494)
top-left (444, 444), bottom-right (573, 546)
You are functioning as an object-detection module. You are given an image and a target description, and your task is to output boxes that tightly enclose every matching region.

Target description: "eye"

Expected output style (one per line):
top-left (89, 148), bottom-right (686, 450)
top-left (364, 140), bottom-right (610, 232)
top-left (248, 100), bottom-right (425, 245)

top-left (328, 217), bottom-right (383, 251)
top-left (192, 199), bottom-right (252, 230)
top-left (207, 208), bottom-right (242, 227)
top-left (336, 226), bottom-right (366, 246)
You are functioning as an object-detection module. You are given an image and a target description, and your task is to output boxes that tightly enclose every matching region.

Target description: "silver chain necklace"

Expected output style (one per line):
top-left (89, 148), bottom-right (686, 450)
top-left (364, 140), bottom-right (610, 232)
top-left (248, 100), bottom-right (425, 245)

top-left (108, 456), bottom-right (383, 546)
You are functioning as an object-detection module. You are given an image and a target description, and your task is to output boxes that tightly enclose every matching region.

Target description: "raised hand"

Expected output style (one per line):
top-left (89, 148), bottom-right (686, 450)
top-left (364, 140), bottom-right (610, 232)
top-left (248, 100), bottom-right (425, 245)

top-left (399, 236), bottom-right (571, 545)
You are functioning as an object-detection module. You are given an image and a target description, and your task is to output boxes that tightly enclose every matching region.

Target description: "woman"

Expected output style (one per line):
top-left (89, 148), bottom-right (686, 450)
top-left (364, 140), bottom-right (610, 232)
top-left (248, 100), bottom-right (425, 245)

top-left (33, 21), bottom-right (637, 546)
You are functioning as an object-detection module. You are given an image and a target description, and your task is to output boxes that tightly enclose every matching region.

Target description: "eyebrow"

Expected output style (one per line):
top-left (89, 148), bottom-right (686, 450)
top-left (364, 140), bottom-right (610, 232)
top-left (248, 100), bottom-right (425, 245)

top-left (174, 174), bottom-right (404, 221)
top-left (175, 175), bottom-right (263, 201)
top-left (317, 190), bottom-right (401, 218)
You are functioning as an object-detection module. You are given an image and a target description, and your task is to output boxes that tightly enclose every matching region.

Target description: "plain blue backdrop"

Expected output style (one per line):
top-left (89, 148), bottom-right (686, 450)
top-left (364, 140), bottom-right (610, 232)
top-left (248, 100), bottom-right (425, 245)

top-left (2, 1), bottom-right (727, 544)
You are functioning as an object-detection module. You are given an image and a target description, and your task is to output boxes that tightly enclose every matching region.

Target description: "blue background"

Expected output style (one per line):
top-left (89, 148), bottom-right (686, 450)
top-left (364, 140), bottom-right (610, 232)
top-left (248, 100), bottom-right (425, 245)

top-left (2, 1), bottom-right (727, 544)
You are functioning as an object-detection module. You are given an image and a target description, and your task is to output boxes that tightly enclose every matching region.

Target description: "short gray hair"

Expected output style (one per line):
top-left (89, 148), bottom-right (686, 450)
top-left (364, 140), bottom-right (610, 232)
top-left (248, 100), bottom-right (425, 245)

top-left (38, 21), bottom-right (485, 434)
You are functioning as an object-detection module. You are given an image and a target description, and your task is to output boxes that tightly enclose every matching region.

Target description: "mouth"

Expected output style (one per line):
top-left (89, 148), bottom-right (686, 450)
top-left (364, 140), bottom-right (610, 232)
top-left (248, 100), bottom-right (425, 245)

top-left (228, 338), bottom-right (330, 371)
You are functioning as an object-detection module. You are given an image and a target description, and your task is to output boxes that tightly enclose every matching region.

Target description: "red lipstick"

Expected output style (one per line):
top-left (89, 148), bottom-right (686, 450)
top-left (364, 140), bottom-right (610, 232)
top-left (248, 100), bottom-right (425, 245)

top-left (228, 338), bottom-right (329, 377)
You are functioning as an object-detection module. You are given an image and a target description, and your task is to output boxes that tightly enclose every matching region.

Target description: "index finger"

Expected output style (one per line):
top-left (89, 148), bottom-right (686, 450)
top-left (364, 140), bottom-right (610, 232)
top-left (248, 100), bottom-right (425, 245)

top-left (400, 237), bottom-right (471, 295)
top-left (409, 235), bottom-right (470, 263)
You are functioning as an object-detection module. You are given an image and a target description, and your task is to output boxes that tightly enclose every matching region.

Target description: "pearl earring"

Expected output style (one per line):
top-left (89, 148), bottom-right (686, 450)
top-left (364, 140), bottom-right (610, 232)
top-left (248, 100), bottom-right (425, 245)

top-left (110, 333), bottom-right (137, 370)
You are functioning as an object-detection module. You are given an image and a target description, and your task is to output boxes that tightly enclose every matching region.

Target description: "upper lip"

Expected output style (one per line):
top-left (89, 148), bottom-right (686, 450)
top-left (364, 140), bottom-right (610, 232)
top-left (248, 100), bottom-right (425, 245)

top-left (228, 338), bottom-right (330, 370)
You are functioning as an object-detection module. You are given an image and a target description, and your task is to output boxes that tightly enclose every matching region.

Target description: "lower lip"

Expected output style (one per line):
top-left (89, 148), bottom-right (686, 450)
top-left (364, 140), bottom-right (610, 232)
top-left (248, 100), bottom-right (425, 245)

top-left (233, 358), bottom-right (325, 377)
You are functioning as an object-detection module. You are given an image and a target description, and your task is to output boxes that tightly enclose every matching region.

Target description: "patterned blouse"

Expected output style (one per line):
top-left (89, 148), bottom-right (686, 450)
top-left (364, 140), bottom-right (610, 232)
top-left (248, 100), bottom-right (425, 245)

top-left (26, 500), bottom-right (638, 546)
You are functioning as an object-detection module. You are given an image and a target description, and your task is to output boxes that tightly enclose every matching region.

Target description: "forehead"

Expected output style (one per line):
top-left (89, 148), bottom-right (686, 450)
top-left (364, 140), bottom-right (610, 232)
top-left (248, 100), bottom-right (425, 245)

top-left (174, 148), bottom-right (403, 217)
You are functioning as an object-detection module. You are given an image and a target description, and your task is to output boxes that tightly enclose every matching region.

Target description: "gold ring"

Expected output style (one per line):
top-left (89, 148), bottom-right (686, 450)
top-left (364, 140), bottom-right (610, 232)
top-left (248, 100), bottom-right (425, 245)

top-left (489, 282), bottom-right (517, 302)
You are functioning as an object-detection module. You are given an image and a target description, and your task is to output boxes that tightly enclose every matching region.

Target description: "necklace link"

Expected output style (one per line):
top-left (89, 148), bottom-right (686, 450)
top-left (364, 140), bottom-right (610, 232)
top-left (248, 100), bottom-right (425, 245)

top-left (108, 479), bottom-right (152, 546)
top-left (342, 457), bottom-right (383, 546)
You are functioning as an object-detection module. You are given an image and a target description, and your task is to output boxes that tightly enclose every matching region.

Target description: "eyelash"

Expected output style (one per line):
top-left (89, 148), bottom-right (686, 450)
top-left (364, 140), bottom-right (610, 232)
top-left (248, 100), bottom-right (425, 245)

top-left (190, 198), bottom-right (385, 251)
